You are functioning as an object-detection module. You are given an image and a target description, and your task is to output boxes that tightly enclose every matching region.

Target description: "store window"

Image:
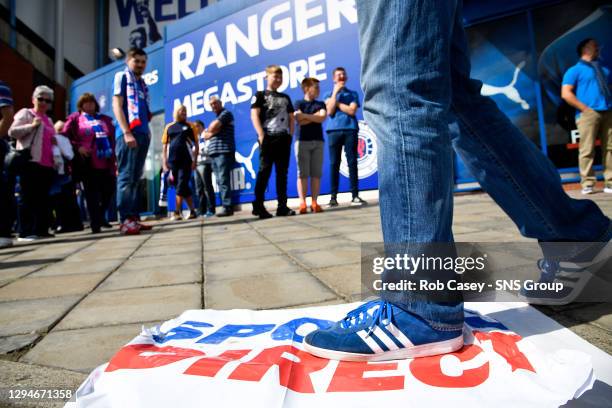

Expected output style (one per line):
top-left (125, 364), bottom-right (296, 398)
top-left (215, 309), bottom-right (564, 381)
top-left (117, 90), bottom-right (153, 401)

top-left (466, 13), bottom-right (541, 147)
top-left (532, 1), bottom-right (611, 169)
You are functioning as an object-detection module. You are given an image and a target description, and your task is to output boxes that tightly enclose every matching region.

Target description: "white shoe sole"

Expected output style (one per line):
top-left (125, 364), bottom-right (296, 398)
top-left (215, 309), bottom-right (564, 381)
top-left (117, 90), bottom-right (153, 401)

top-left (604, 188), bottom-right (612, 194)
top-left (303, 335), bottom-right (464, 362)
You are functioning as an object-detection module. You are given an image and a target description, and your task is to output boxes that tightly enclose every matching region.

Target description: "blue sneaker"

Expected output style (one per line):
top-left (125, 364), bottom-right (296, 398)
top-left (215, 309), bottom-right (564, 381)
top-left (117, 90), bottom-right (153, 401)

top-left (303, 300), bottom-right (464, 361)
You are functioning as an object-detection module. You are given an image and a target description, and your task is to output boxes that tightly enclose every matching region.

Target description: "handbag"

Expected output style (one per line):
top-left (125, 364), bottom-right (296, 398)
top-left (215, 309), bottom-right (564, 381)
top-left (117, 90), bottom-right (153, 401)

top-left (2, 139), bottom-right (31, 174)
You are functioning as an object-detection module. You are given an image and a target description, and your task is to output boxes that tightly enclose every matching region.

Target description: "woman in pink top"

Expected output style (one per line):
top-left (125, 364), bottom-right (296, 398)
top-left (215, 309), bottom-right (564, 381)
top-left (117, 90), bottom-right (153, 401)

top-left (63, 93), bottom-right (117, 234)
top-left (8, 85), bottom-right (56, 240)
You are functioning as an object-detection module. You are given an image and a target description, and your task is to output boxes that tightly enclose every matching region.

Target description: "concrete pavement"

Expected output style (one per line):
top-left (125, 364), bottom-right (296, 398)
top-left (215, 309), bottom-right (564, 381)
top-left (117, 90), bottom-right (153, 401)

top-left (0, 188), bottom-right (611, 406)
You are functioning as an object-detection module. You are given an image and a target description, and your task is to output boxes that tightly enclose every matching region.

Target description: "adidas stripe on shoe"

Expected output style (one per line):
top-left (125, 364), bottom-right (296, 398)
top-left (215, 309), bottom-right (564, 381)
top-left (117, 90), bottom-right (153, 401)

top-left (303, 300), bottom-right (463, 362)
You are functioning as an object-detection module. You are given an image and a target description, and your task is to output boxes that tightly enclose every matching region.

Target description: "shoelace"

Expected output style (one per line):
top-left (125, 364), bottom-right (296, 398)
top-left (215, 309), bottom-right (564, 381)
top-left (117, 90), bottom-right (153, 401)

top-left (339, 300), bottom-right (394, 336)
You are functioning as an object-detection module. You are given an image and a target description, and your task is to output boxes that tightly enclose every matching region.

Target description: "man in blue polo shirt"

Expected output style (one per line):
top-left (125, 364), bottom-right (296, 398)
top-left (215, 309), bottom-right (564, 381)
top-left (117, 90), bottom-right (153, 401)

top-left (324, 67), bottom-right (367, 207)
top-left (562, 38), bottom-right (612, 195)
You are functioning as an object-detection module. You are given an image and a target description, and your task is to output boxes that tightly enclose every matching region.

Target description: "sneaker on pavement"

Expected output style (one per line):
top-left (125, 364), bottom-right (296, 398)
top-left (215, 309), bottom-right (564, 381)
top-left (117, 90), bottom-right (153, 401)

top-left (520, 244), bottom-right (611, 305)
top-left (120, 220), bottom-right (141, 235)
top-left (252, 203), bottom-right (273, 219)
top-left (276, 206), bottom-right (296, 216)
top-left (187, 211), bottom-right (197, 220)
top-left (170, 212), bottom-right (183, 221)
top-left (216, 207), bottom-right (234, 217)
top-left (328, 197), bottom-right (338, 207)
top-left (0, 237), bottom-right (13, 248)
top-left (205, 211), bottom-right (215, 218)
top-left (17, 235), bottom-right (39, 242)
top-left (604, 186), bottom-right (612, 194)
top-left (581, 186), bottom-right (595, 195)
top-left (351, 196), bottom-right (368, 206)
top-left (303, 300), bottom-right (464, 361)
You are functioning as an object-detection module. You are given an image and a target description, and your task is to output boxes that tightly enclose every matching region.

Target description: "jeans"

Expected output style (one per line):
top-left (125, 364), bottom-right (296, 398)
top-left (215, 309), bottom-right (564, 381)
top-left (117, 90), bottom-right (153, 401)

top-left (210, 152), bottom-right (234, 208)
top-left (195, 162), bottom-right (216, 213)
top-left (116, 131), bottom-right (150, 222)
top-left (356, 0), bottom-right (612, 328)
top-left (254, 133), bottom-right (291, 208)
top-left (328, 130), bottom-right (358, 198)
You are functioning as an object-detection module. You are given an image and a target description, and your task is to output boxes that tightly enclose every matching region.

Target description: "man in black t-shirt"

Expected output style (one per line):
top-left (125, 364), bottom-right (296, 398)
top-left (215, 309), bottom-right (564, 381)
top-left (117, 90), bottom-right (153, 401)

top-left (251, 65), bottom-right (295, 218)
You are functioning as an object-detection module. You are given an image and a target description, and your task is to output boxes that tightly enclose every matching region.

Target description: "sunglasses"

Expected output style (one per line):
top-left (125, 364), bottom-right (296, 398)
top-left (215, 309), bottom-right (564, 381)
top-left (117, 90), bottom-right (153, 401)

top-left (37, 97), bottom-right (53, 104)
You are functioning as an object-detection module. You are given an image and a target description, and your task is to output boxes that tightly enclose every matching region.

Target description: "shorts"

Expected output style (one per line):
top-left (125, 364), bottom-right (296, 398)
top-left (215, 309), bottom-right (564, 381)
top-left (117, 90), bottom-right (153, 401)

top-left (171, 163), bottom-right (192, 198)
top-left (295, 140), bottom-right (324, 178)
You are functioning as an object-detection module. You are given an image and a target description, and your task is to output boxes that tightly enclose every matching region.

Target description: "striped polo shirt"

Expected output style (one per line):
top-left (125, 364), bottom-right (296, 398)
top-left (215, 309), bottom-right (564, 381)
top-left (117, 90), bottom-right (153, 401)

top-left (208, 109), bottom-right (235, 155)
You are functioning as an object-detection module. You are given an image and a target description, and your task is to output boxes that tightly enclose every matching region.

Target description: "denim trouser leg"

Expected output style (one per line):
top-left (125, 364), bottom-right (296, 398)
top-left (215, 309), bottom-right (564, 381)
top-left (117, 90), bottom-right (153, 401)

top-left (327, 131), bottom-right (344, 197)
top-left (357, 0), bottom-right (459, 328)
top-left (356, 0), bottom-right (611, 328)
top-left (116, 132), bottom-right (150, 222)
top-left (212, 153), bottom-right (234, 208)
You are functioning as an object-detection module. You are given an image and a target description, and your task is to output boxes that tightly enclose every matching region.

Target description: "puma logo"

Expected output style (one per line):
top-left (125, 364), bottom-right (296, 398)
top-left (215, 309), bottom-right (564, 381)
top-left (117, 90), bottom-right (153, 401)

top-left (481, 61), bottom-right (530, 110)
top-left (235, 142), bottom-right (259, 179)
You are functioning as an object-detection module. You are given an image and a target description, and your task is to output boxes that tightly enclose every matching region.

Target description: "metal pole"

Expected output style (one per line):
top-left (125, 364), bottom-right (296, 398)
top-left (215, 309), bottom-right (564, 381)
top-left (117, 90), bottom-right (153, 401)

top-left (55, 0), bottom-right (65, 86)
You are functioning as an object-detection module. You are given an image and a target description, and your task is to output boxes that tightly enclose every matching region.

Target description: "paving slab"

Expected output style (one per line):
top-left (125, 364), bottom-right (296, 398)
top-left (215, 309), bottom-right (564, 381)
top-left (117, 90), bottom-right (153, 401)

top-left (274, 236), bottom-right (354, 253)
top-left (120, 252), bottom-right (201, 270)
top-left (0, 360), bottom-right (86, 408)
top-left (63, 248), bottom-right (136, 262)
top-left (0, 296), bottom-right (81, 336)
top-left (132, 243), bottom-right (201, 258)
top-left (343, 231), bottom-right (383, 243)
top-left (203, 233), bottom-right (269, 250)
top-left (7, 241), bottom-right (92, 260)
top-left (0, 273), bottom-right (107, 302)
top-left (56, 284), bottom-right (201, 330)
top-left (205, 271), bottom-right (337, 309)
top-left (203, 244), bottom-right (281, 263)
top-left (205, 255), bottom-right (303, 282)
top-left (290, 245), bottom-right (361, 269)
top-left (311, 264), bottom-right (362, 298)
top-left (263, 228), bottom-right (336, 243)
top-left (0, 333), bottom-right (40, 354)
top-left (21, 323), bottom-right (146, 373)
top-left (0, 265), bottom-right (42, 286)
top-left (31, 258), bottom-right (124, 277)
top-left (99, 262), bottom-right (201, 291)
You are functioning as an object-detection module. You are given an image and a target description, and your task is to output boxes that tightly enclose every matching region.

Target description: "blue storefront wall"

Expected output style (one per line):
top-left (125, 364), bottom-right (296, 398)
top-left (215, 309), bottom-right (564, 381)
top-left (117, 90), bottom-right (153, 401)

top-left (71, 0), bottom-right (610, 211)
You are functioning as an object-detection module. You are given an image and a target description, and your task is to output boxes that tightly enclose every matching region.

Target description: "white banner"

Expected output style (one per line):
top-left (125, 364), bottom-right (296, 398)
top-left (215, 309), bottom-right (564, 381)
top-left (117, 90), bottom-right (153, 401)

top-left (70, 303), bottom-right (594, 407)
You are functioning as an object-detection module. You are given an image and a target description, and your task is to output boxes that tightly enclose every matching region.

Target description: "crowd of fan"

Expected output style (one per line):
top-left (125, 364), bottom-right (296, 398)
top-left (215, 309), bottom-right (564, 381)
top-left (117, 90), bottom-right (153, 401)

top-left (0, 48), bottom-right (368, 248)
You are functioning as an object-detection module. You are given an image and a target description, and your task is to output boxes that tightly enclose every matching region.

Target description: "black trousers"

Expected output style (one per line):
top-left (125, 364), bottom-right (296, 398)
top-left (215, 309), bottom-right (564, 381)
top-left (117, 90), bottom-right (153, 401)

top-left (82, 168), bottom-right (116, 232)
top-left (254, 133), bottom-right (291, 207)
top-left (0, 140), bottom-right (16, 238)
top-left (18, 162), bottom-right (54, 237)
top-left (50, 178), bottom-right (83, 232)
